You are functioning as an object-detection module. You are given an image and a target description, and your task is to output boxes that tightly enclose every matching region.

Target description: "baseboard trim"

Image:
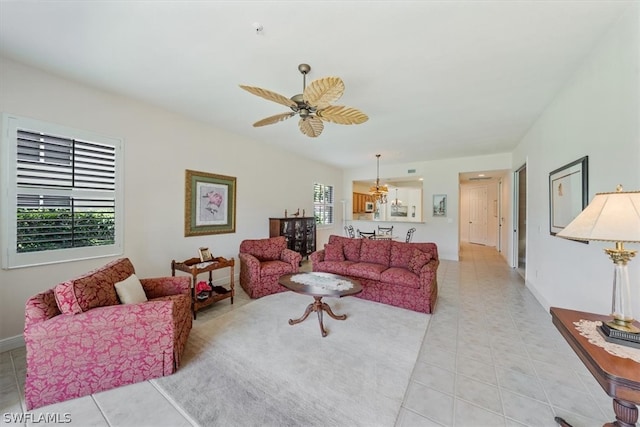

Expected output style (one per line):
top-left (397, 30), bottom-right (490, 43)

top-left (0, 334), bottom-right (25, 353)
top-left (525, 279), bottom-right (551, 313)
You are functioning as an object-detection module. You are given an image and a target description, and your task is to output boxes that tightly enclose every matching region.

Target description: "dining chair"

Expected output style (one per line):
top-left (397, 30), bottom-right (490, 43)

top-left (405, 227), bottom-right (416, 243)
top-left (377, 225), bottom-right (393, 235)
top-left (344, 225), bottom-right (356, 238)
top-left (357, 229), bottom-right (376, 239)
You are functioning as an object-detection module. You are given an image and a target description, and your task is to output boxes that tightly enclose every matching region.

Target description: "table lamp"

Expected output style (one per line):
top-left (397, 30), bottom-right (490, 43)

top-left (556, 185), bottom-right (640, 334)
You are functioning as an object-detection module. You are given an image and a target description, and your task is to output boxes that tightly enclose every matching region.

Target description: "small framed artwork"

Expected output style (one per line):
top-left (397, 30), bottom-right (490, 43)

top-left (391, 205), bottom-right (408, 217)
top-left (198, 247), bottom-right (213, 262)
top-left (185, 170), bottom-right (237, 237)
top-left (365, 201), bottom-right (374, 213)
top-left (549, 156), bottom-right (588, 236)
top-left (433, 194), bottom-right (447, 217)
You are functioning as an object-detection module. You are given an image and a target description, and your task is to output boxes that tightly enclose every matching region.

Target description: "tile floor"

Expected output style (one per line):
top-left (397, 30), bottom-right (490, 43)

top-left (0, 243), bottom-right (622, 426)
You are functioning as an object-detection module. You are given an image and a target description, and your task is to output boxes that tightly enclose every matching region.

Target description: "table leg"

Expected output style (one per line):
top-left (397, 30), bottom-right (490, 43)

top-left (322, 301), bottom-right (347, 321)
top-left (316, 305), bottom-right (327, 337)
top-left (554, 416), bottom-right (573, 427)
top-left (604, 398), bottom-right (638, 427)
top-left (558, 398), bottom-right (638, 427)
top-left (288, 296), bottom-right (348, 337)
top-left (288, 301), bottom-right (315, 325)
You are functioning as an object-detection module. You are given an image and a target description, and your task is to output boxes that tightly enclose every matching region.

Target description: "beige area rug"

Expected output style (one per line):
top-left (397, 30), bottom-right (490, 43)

top-left (152, 291), bottom-right (429, 427)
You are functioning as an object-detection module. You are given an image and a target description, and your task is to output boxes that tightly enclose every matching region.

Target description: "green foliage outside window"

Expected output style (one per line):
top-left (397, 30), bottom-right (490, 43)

top-left (16, 208), bottom-right (115, 253)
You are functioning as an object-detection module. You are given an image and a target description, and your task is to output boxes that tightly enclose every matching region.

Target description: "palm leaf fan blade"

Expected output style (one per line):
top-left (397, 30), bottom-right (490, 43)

top-left (303, 77), bottom-right (345, 109)
top-left (317, 106), bottom-right (369, 125)
top-left (239, 85), bottom-right (297, 108)
top-left (253, 112), bottom-right (295, 127)
top-left (299, 117), bottom-right (324, 137)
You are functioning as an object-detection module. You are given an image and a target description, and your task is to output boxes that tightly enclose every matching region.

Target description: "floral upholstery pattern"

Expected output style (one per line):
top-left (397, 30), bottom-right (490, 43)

top-left (54, 257), bottom-right (134, 314)
top-left (347, 262), bottom-right (388, 281)
top-left (408, 249), bottom-right (433, 274)
top-left (310, 236), bottom-right (439, 313)
top-left (342, 238), bottom-right (362, 262)
top-left (24, 258), bottom-right (192, 410)
top-left (239, 236), bottom-right (302, 299)
top-left (324, 243), bottom-right (345, 261)
top-left (359, 238), bottom-right (391, 265)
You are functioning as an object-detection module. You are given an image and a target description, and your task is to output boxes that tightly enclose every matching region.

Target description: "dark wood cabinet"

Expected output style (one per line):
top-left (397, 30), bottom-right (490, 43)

top-left (269, 217), bottom-right (316, 260)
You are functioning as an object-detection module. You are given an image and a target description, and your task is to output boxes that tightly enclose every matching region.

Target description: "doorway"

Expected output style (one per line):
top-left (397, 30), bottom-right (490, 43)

top-left (514, 164), bottom-right (527, 278)
top-left (469, 185), bottom-right (488, 245)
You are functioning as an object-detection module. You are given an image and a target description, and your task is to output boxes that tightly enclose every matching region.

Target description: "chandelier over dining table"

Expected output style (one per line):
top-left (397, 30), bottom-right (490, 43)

top-left (369, 154), bottom-right (388, 204)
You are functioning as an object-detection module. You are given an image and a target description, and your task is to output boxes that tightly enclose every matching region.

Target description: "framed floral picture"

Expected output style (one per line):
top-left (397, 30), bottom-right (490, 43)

top-left (185, 170), bottom-right (236, 236)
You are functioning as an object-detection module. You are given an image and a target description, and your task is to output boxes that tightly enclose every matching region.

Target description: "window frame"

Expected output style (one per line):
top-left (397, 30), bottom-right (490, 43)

top-left (1, 114), bottom-right (124, 269)
top-left (313, 182), bottom-right (334, 227)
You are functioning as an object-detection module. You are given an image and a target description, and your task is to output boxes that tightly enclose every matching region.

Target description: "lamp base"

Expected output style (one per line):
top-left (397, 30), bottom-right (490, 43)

top-left (605, 319), bottom-right (640, 334)
top-left (598, 322), bottom-right (640, 349)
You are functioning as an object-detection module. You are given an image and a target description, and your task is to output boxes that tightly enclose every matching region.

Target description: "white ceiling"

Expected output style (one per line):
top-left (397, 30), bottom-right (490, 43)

top-left (0, 1), bottom-right (633, 169)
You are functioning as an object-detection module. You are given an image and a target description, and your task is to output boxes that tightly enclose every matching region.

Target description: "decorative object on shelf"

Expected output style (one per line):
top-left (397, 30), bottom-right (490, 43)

top-left (292, 208), bottom-right (300, 217)
top-left (433, 194), bottom-right (447, 217)
top-left (198, 247), bottom-right (213, 262)
top-left (239, 63), bottom-right (368, 138)
top-left (171, 257), bottom-right (235, 319)
top-left (269, 217), bottom-right (316, 260)
top-left (284, 209), bottom-right (288, 218)
top-left (557, 185), bottom-right (640, 338)
top-left (369, 154), bottom-right (388, 205)
top-left (185, 170), bottom-right (236, 237)
top-left (196, 279), bottom-right (212, 300)
top-left (549, 156), bottom-right (588, 236)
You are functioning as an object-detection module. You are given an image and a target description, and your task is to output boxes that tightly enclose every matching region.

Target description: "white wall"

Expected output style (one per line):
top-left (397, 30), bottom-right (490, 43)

top-left (0, 57), bottom-right (343, 342)
top-left (512, 3), bottom-right (640, 316)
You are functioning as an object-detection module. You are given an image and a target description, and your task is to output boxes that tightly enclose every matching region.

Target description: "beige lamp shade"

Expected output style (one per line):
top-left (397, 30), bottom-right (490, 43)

top-left (556, 189), bottom-right (640, 243)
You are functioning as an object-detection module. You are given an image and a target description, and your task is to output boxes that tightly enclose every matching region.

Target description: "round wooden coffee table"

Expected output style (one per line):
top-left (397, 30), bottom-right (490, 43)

top-left (279, 272), bottom-right (362, 337)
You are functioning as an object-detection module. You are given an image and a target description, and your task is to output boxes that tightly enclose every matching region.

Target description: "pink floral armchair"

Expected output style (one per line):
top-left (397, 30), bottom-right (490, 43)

top-left (23, 258), bottom-right (192, 410)
top-left (239, 236), bottom-right (302, 298)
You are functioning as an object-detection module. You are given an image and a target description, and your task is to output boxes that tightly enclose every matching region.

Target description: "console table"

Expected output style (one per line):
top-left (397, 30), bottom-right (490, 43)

top-left (171, 257), bottom-right (234, 319)
top-left (550, 307), bottom-right (640, 427)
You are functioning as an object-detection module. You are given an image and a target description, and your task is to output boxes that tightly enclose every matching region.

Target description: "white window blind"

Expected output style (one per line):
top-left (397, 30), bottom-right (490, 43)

top-left (1, 114), bottom-right (123, 269)
top-left (313, 183), bottom-right (334, 225)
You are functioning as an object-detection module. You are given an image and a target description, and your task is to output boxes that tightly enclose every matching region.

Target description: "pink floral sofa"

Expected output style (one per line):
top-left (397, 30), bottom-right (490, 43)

top-left (239, 236), bottom-right (302, 298)
top-left (24, 258), bottom-right (192, 410)
top-left (310, 235), bottom-right (439, 313)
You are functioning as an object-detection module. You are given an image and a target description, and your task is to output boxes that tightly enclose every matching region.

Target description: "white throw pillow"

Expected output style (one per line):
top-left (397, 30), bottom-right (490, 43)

top-left (114, 274), bottom-right (148, 304)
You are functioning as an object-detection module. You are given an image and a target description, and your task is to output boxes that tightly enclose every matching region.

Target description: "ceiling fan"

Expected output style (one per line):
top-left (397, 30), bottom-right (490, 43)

top-left (239, 63), bottom-right (368, 137)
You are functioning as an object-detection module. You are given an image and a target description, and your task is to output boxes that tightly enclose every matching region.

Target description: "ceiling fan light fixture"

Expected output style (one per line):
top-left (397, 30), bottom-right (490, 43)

top-left (239, 63), bottom-right (368, 137)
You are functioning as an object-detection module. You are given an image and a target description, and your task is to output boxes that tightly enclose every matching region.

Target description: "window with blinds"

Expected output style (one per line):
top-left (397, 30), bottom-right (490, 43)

top-left (2, 114), bottom-right (123, 269)
top-left (313, 183), bottom-right (334, 225)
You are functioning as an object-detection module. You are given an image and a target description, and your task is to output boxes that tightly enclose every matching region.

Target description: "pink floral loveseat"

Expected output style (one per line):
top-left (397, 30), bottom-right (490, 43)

top-left (310, 235), bottom-right (439, 313)
top-left (24, 258), bottom-right (192, 410)
top-left (239, 236), bottom-right (302, 298)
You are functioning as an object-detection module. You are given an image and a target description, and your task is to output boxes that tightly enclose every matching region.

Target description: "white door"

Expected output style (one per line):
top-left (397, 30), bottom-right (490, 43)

top-left (469, 186), bottom-right (488, 245)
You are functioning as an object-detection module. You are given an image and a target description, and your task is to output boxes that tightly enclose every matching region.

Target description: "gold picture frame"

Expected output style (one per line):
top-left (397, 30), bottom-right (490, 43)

top-left (185, 170), bottom-right (236, 237)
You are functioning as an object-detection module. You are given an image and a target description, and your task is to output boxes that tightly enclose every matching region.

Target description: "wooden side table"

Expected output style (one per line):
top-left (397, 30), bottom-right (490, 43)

top-left (550, 307), bottom-right (640, 427)
top-left (171, 257), bottom-right (234, 319)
